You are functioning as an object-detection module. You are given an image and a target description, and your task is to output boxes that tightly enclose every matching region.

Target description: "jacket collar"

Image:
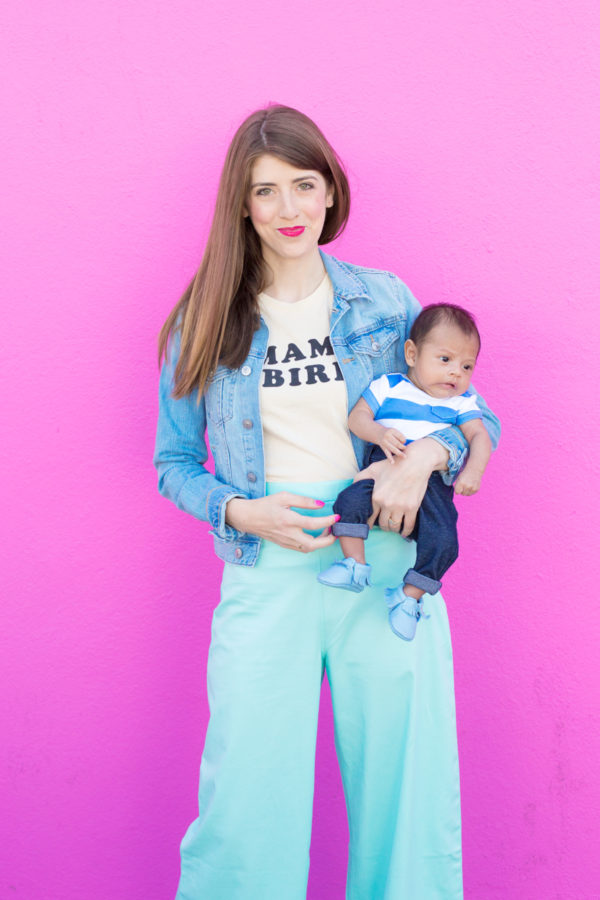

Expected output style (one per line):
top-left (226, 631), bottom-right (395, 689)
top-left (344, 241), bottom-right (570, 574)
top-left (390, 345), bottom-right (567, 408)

top-left (320, 250), bottom-right (373, 303)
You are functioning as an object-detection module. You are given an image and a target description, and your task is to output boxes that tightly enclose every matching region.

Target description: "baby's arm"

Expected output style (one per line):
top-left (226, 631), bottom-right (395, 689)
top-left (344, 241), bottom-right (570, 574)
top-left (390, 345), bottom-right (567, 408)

top-left (454, 419), bottom-right (492, 495)
top-left (348, 397), bottom-right (406, 464)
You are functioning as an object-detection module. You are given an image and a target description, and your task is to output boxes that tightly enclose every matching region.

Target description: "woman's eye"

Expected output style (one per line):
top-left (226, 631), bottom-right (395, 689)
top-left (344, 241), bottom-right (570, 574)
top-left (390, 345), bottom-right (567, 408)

top-left (256, 188), bottom-right (272, 196)
top-left (298, 182), bottom-right (314, 191)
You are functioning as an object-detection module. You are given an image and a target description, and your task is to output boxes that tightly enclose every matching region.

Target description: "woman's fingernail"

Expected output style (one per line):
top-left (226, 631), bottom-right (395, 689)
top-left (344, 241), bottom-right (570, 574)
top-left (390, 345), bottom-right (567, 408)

top-left (315, 500), bottom-right (325, 507)
top-left (334, 514), bottom-right (341, 522)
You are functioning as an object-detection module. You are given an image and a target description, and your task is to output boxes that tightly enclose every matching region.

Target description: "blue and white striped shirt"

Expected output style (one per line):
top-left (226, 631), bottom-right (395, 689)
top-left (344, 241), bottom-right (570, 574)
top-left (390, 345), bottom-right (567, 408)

top-left (362, 373), bottom-right (482, 443)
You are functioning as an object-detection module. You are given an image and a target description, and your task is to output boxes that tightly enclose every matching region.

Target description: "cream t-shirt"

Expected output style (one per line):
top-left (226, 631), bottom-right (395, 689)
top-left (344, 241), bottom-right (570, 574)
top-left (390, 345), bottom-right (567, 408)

top-left (257, 274), bottom-right (358, 483)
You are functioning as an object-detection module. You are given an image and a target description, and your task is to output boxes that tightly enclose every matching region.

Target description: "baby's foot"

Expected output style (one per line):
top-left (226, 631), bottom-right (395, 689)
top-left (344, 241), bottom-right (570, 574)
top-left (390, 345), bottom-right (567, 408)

top-left (317, 558), bottom-right (372, 593)
top-left (385, 586), bottom-right (427, 640)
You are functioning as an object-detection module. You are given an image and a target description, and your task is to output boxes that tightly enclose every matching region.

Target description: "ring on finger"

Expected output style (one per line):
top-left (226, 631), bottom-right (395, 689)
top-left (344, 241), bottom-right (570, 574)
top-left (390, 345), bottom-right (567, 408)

top-left (388, 518), bottom-right (399, 527)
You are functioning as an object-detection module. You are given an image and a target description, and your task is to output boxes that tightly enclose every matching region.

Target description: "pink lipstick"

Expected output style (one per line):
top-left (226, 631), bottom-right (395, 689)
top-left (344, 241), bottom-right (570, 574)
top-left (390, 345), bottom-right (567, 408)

top-left (278, 226), bottom-right (306, 237)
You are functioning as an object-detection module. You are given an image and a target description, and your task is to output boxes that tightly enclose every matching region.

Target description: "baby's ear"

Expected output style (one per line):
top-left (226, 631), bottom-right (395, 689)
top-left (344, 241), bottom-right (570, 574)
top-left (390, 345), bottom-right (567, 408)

top-left (404, 339), bottom-right (417, 366)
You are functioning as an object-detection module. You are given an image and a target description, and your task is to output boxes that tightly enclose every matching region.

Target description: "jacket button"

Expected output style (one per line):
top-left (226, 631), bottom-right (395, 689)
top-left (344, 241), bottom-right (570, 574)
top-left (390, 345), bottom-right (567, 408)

top-left (372, 341), bottom-right (380, 351)
top-left (242, 418), bottom-right (253, 429)
top-left (241, 365), bottom-right (251, 376)
top-left (234, 547), bottom-right (243, 559)
top-left (247, 471), bottom-right (257, 483)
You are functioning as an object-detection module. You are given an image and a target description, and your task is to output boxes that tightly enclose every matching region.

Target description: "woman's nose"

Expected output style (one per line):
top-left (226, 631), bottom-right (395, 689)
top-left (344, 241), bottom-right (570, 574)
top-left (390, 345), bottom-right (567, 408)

top-left (278, 192), bottom-right (299, 219)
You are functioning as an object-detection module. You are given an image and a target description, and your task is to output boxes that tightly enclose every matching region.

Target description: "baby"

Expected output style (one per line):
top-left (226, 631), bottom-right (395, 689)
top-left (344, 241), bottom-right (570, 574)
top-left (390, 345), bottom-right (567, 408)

top-left (318, 303), bottom-right (492, 640)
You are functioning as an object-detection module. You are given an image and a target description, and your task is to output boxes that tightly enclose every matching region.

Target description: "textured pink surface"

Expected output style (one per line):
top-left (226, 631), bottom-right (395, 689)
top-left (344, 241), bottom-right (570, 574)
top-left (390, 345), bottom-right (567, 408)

top-left (2, 2), bottom-right (599, 898)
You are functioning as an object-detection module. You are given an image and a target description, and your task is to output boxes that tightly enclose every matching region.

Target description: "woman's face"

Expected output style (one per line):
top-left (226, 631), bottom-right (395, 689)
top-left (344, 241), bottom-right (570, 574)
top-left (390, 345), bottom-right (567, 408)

top-left (245, 154), bottom-right (334, 267)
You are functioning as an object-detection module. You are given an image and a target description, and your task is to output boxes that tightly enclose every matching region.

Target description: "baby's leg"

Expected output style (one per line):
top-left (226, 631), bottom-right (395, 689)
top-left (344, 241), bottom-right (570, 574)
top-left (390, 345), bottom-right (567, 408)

top-left (331, 478), bottom-right (374, 548)
top-left (402, 583), bottom-right (425, 601)
top-left (339, 535), bottom-right (367, 565)
top-left (387, 474), bottom-right (458, 640)
top-left (318, 479), bottom-right (374, 592)
top-left (403, 473), bottom-right (458, 597)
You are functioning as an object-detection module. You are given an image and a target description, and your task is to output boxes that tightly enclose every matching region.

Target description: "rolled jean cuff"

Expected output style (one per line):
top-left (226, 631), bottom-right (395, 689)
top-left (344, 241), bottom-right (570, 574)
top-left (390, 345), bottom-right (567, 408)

top-left (332, 522), bottom-right (370, 539)
top-left (404, 568), bottom-right (442, 595)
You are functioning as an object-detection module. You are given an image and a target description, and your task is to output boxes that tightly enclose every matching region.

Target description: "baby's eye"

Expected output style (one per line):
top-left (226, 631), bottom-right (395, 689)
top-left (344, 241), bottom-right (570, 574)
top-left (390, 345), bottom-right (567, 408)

top-left (439, 356), bottom-right (449, 362)
top-left (463, 364), bottom-right (473, 371)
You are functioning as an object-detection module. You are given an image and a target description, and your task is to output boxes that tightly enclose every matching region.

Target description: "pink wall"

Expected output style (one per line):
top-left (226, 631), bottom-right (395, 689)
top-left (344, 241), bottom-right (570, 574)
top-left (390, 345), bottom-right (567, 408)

top-left (2, 1), bottom-right (599, 897)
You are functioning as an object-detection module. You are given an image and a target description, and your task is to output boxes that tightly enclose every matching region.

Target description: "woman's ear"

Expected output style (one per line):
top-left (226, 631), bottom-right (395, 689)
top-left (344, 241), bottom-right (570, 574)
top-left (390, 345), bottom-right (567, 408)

top-left (404, 339), bottom-right (417, 367)
top-left (326, 185), bottom-right (334, 208)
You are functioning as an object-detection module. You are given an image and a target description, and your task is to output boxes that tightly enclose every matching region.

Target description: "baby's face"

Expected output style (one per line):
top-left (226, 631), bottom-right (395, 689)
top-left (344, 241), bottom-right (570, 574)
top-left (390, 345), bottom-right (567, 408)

top-left (405, 324), bottom-right (479, 399)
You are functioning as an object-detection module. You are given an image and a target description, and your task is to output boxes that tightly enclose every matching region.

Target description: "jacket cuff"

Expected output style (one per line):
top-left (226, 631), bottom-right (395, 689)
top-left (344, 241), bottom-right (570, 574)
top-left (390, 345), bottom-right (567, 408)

top-left (207, 486), bottom-right (248, 542)
top-left (428, 428), bottom-right (469, 486)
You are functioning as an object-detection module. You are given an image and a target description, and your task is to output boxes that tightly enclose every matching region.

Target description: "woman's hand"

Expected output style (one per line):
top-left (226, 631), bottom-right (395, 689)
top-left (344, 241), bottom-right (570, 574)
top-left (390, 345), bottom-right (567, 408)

top-left (356, 437), bottom-right (449, 537)
top-left (225, 493), bottom-right (338, 553)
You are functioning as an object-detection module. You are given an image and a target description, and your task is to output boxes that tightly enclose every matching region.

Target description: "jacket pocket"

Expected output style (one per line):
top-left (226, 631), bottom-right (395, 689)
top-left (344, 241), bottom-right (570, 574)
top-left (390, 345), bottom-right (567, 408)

top-left (346, 317), bottom-right (403, 356)
top-left (346, 317), bottom-right (404, 382)
top-left (205, 365), bottom-right (235, 426)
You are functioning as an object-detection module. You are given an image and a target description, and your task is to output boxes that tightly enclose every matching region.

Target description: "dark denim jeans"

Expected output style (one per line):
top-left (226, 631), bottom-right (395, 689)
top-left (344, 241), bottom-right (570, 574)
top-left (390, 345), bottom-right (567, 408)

top-left (331, 444), bottom-right (459, 594)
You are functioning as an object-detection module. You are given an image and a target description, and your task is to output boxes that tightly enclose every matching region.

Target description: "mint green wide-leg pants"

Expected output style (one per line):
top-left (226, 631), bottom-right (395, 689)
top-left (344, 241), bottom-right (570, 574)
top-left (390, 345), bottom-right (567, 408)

top-left (176, 480), bottom-right (463, 900)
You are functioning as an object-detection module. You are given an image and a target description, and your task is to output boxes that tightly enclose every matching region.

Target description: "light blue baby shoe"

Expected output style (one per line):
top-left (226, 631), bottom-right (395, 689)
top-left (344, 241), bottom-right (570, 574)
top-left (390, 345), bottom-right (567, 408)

top-left (385, 586), bottom-right (427, 641)
top-left (317, 557), bottom-right (372, 593)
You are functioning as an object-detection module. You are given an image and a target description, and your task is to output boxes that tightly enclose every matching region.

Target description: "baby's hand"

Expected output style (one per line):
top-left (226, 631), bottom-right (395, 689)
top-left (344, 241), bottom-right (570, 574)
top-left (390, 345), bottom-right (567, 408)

top-left (379, 428), bottom-right (407, 464)
top-left (454, 469), bottom-right (482, 496)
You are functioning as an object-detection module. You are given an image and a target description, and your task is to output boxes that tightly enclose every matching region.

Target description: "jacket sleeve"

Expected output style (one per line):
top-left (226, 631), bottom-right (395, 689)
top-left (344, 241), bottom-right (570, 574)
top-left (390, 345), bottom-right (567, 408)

top-left (153, 337), bottom-right (246, 540)
top-left (400, 281), bottom-right (501, 484)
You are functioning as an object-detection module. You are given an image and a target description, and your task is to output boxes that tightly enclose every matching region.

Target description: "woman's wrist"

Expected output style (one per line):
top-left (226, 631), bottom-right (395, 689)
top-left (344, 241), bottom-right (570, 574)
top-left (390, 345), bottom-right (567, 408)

top-left (405, 437), bottom-right (450, 472)
top-left (225, 497), bottom-right (251, 532)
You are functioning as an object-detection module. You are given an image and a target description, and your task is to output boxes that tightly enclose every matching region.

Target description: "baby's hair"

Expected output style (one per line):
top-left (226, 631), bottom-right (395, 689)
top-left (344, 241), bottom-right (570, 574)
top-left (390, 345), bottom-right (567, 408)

top-left (409, 303), bottom-right (481, 353)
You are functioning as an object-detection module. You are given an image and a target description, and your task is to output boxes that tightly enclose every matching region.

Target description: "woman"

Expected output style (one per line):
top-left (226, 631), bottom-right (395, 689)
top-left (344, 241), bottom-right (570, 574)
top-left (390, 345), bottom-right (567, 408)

top-left (154, 105), bottom-right (500, 900)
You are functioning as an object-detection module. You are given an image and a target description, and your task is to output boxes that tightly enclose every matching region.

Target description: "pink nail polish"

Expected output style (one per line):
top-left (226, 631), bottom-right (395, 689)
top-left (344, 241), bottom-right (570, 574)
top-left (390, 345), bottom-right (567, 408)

top-left (334, 514), bottom-right (341, 522)
top-left (315, 500), bottom-right (325, 507)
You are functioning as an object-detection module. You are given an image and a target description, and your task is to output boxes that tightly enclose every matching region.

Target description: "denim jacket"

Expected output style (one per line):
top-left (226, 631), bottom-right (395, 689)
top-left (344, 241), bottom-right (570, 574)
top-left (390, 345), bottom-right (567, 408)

top-left (154, 252), bottom-right (500, 566)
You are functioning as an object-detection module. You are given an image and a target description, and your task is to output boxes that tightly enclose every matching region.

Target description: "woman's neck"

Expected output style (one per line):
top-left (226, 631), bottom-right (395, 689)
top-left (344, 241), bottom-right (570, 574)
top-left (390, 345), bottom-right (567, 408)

top-left (261, 250), bottom-right (326, 303)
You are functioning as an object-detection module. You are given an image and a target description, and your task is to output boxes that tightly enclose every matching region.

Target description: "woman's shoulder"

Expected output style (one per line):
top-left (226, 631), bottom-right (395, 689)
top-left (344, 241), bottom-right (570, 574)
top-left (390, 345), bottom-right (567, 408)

top-left (322, 252), bottom-right (420, 315)
top-left (337, 258), bottom-right (402, 279)
top-left (324, 251), bottom-right (405, 283)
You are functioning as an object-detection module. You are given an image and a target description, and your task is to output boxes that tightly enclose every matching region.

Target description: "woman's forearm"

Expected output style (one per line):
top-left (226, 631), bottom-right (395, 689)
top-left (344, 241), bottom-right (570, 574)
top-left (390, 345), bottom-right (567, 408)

top-left (412, 437), bottom-right (450, 471)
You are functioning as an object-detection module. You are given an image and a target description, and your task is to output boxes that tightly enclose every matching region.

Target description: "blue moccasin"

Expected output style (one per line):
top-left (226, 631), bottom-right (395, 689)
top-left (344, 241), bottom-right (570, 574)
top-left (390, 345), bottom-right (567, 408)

top-left (384, 586), bottom-right (427, 641)
top-left (317, 557), bottom-right (372, 593)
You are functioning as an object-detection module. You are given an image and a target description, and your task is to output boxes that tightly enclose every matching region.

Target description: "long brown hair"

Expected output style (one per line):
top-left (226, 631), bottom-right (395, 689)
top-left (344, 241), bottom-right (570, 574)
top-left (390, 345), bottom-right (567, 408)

top-left (158, 105), bottom-right (351, 398)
